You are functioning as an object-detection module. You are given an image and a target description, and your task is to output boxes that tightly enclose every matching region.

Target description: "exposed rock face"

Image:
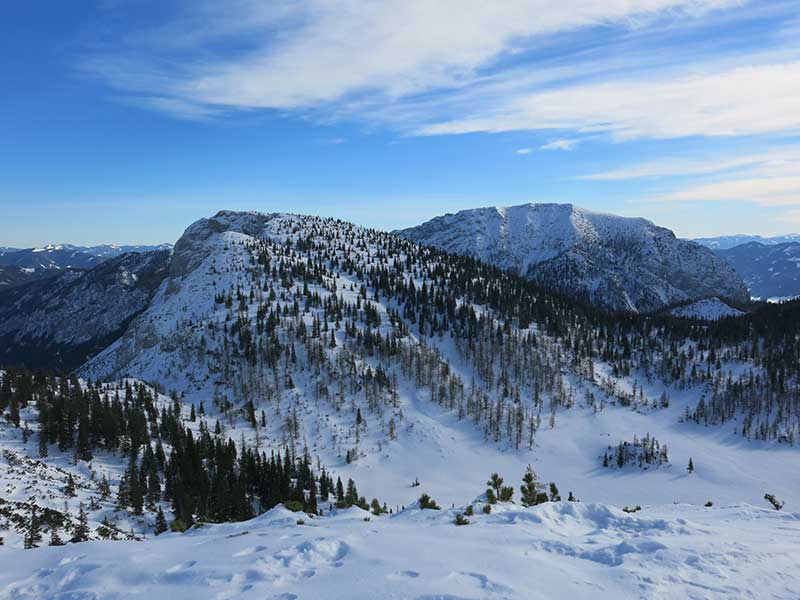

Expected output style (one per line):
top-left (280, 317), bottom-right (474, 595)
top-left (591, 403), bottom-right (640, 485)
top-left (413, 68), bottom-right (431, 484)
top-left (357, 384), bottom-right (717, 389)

top-left (398, 203), bottom-right (749, 313)
top-left (79, 211), bottom-right (294, 383)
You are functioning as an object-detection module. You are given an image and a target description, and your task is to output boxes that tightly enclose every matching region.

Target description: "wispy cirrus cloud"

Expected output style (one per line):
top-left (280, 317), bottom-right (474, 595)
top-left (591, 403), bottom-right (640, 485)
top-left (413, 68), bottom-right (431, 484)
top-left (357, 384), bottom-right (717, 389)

top-left (582, 146), bottom-right (800, 216)
top-left (418, 59), bottom-right (800, 140)
top-left (661, 176), bottom-right (800, 206)
top-left (81, 0), bottom-right (754, 133)
top-left (582, 147), bottom-right (800, 180)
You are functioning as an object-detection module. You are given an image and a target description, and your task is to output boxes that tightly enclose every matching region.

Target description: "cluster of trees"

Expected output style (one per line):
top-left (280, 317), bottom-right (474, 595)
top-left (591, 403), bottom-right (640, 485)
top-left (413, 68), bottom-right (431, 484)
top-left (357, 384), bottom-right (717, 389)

top-left (448, 466), bottom-right (574, 525)
top-left (20, 502), bottom-right (90, 549)
top-left (0, 370), bottom-right (368, 537)
top-left (602, 434), bottom-right (669, 469)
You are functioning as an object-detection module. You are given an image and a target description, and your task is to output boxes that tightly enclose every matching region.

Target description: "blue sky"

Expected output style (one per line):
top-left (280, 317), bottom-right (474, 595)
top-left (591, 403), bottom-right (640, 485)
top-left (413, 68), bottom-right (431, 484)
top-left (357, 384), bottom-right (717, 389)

top-left (2, 0), bottom-right (800, 246)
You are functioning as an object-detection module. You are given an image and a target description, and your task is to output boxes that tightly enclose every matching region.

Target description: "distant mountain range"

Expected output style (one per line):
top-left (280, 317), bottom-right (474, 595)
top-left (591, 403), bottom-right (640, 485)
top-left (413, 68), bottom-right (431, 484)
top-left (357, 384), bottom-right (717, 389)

top-left (0, 243), bottom-right (172, 270)
top-left (0, 249), bottom-right (171, 370)
top-left (0, 243), bottom-right (172, 289)
top-left (398, 203), bottom-right (749, 314)
top-left (714, 242), bottom-right (800, 300)
top-left (693, 234), bottom-right (800, 250)
top-left (6, 219), bottom-right (799, 309)
top-left (691, 235), bottom-right (800, 299)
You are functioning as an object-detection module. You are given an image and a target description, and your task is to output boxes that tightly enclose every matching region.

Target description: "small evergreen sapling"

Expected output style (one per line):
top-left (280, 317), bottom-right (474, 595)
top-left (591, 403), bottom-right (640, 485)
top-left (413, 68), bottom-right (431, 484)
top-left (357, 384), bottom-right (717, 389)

top-left (48, 528), bottom-right (65, 546)
top-left (549, 482), bottom-right (561, 502)
top-left (72, 503), bottom-right (90, 543)
top-left (454, 513), bottom-right (470, 526)
top-left (418, 493), bottom-right (440, 510)
top-left (23, 506), bottom-right (41, 549)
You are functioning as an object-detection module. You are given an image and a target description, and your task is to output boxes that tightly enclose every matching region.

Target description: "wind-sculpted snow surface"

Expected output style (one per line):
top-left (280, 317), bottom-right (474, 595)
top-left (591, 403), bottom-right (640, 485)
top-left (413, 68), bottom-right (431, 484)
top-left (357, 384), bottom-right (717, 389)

top-left (398, 203), bottom-right (749, 313)
top-left (2, 502), bottom-right (799, 599)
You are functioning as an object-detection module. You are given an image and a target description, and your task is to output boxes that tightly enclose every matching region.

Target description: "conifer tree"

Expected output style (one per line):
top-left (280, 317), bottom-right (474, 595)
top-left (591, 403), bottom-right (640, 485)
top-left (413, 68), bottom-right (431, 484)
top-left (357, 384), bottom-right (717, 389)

top-left (63, 474), bottom-right (77, 498)
top-left (23, 506), bottom-right (41, 549)
top-left (305, 477), bottom-right (318, 514)
top-left (345, 478), bottom-right (359, 506)
top-left (155, 507), bottom-right (168, 535)
top-left (38, 430), bottom-right (48, 458)
top-left (370, 498), bottom-right (383, 516)
top-left (520, 466), bottom-right (540, 507)
top-left (549, 482), bottom-right (561, 502)
top-left (487, 473), bottom-right (504, 503)
top-left (72, 503), bottom-right (90, 543)
top-left (48, 528), bottom-right (65, 546)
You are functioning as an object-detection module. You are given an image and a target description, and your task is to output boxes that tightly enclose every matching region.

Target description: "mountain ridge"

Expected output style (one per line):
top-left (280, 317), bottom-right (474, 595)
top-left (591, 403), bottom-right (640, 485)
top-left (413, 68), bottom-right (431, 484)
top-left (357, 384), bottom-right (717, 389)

top-left (397, 203), bottom-right (749, 314)
top-left (715, 241), bottom-right (800, 300)
top-left (694, 233), bottom-right (800, 250)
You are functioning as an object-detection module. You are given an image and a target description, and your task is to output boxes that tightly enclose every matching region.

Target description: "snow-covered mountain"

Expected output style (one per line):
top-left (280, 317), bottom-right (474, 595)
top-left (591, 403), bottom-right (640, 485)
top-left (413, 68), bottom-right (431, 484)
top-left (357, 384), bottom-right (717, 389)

top-left (74, 210), bottom-right (799, 506)
top-left (3, 210), bottom-right (800, 597)
top-left (0, 250), bottom-right (170, 370)
top-left (714, 241), bottom-right (800, 300)
top-left (694, 233), bottom-right (800, 250)
top-left (397, 203), bottom-right (749, 314)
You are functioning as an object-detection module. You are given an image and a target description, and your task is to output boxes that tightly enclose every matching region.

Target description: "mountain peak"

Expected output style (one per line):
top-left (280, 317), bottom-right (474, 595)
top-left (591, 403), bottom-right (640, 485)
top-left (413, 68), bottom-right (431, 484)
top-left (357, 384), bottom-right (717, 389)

top-left (398, 203), bottom-right (746, 313)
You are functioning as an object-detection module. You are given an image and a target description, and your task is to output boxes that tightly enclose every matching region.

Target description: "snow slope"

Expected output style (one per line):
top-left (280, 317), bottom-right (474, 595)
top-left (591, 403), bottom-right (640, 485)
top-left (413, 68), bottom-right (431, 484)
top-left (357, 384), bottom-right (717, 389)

top-left (398, 203), bottom-right (749, 313)
top-left (1, 502), bottom-right (798, 599)
top-left (667, 298), bottom-right (745, 320)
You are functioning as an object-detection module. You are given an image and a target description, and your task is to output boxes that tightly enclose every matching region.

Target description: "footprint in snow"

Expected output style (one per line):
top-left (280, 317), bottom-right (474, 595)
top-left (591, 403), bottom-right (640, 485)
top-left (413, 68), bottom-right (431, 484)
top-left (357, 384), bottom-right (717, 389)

top-left (447, 571), bottom-right (512, 594)
top-left (159, 560), bottom-right (199, 583)
top-left (387, 570), bottom-right (420, 580)
top-left (233, 545), bottom-right (268, 557)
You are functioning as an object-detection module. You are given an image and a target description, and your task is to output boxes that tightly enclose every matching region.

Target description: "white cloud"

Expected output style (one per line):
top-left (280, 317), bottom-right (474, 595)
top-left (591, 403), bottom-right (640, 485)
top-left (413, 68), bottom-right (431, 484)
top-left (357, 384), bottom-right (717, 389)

top-left (598, 146), bottom-right (800, 209)
top-left (582, 147), bottom-right (800, 180)
top-left (661, 176), bottom-right (800, 206)
top-left (516, 148), bottom-right (533, 155)
top-left (419, 60), bottom-right (800, 140)
top-left (84, 0), bottom-right (743, 122)
top-left (541, 139), bottom-right (578, 151)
